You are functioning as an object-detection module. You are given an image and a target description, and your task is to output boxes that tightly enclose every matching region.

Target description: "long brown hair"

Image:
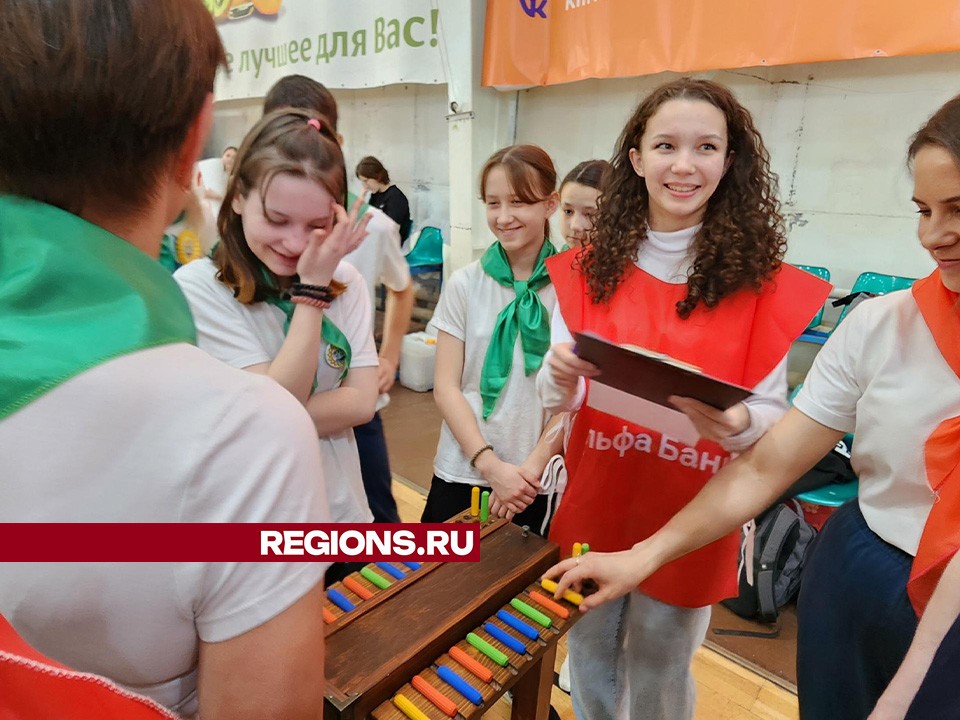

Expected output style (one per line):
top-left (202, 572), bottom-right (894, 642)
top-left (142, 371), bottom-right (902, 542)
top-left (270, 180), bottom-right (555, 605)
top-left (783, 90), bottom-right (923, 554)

top-left (214, 109), bottom-right (348, 304)
top-left (480, 145), bottom-right (558, 239)
top-left (581, 78), bottom-right (786, 317)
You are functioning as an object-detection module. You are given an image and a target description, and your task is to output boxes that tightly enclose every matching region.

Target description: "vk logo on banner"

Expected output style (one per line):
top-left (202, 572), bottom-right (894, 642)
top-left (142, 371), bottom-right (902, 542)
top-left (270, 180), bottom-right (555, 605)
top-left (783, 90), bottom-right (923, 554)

top-left (519, 0), bottom-right (547, 18)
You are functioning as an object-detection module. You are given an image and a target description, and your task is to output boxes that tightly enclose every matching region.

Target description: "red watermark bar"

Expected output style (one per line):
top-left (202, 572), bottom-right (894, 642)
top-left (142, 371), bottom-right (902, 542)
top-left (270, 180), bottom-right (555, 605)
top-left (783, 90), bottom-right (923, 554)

top-left (0, 524), bottom-right (480, 562)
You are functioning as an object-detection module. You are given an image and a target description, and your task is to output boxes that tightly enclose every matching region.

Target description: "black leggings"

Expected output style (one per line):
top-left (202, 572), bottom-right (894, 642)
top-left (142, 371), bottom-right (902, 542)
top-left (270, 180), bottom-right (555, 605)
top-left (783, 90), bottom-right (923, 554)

top-left (420, 475), bottom-right (552, 536)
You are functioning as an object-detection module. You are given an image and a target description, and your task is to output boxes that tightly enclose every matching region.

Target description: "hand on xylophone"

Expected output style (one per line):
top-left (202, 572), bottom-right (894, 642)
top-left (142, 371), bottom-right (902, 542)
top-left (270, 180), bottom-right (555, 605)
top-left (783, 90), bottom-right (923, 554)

top-left (372, 578), bottom-right (583, 720)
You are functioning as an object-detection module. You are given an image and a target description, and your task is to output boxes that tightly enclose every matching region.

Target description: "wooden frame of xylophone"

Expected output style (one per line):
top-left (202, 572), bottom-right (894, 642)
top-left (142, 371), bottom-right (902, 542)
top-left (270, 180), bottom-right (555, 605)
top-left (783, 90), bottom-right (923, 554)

top-left (322, 511), bottom-right (582, 720)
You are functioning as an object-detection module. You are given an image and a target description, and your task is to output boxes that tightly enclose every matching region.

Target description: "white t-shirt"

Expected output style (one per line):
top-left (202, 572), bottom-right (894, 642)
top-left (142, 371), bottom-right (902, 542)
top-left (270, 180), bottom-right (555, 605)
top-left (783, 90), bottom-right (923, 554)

top-left (344, 205), bottom-right (411, 310)
top-left (0, 344), bottom-right (328, 715)
top-left (430, 258), bottom-right (557, 485)
top-left (794, 289), bottom-right (960, 555)
top-left (344, 204), bottom-right (412, 410)
top-left (537, 225), bottom-right (788, 452)
top-left (174, 257), bottom-right (377, 524)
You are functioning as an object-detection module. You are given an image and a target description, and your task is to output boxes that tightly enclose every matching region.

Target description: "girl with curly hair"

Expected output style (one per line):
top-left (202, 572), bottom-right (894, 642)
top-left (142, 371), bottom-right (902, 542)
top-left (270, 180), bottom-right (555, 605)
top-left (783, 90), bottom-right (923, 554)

top-left (537, 78), bottom-right (831, 720)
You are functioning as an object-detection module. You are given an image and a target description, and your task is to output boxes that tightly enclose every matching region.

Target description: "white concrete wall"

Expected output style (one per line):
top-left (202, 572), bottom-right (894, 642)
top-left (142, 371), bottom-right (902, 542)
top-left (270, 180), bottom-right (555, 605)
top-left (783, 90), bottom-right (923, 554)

top-left (515, 53), bottom-right (960, 289)
top-left (206, 50), bottom-right (959, 289)
top-left (206, 83), bottom-right (451, 243)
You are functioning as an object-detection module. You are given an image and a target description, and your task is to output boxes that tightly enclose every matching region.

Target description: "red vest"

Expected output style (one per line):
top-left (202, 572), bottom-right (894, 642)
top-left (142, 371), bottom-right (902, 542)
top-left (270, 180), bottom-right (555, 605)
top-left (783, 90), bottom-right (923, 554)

top-left (547, 254), bottom-right (831, 607)
top-left (908, 269), bottom-right (960, 616)
top-left (0, 614), bottom-right (177, 719)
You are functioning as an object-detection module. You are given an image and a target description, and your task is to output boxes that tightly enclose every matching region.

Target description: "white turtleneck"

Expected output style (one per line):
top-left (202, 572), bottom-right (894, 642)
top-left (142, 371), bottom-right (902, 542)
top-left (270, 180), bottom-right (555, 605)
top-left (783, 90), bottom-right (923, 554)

top-left (537, 224), bottom-right (789, 453)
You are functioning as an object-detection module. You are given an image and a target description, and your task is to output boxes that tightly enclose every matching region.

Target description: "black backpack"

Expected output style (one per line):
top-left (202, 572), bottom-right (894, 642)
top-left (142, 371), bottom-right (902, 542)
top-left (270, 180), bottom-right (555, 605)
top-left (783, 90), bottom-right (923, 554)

top-left (720, 501), bottom-right (817, 625)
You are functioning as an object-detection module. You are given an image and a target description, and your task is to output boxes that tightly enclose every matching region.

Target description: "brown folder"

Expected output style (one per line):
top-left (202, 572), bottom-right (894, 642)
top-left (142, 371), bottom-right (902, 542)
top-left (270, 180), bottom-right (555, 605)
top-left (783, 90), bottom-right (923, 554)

top-left (573, 331), bottom-right (752, 411)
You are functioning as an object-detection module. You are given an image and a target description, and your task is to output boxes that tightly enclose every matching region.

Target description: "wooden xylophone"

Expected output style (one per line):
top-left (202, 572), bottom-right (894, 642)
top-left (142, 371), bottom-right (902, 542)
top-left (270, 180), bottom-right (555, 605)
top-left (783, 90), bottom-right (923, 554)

top-left (323, 512), bottom-right (583, 720)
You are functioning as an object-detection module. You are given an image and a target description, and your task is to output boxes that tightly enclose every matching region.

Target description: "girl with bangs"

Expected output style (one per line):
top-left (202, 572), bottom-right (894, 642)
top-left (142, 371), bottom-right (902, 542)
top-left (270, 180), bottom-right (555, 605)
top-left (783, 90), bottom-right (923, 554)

top-left (538, 79), bottom-right (830, 719)
top-left (175, 109), bottom-right (378, 568)
top-left (421, 145), bottom-right (565, 532)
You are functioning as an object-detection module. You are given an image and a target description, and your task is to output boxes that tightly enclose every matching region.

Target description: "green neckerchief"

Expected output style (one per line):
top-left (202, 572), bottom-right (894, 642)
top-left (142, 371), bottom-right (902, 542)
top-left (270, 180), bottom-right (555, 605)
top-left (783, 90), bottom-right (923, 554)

top-left (263, 287), bottom-right (352, 384)
top-left (0, 195), bottom-right (196, 420)
top-left (479, 239), bottom-right (557, 419)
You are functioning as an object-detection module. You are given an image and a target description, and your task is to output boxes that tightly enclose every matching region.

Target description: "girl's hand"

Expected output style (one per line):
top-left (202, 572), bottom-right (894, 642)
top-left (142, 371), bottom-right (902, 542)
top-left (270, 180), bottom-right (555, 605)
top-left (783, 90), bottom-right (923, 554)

top-left (668, 396), bottom-right (750, 444)
top-left (547, 342), bottom-right (600, 390)
top-left (297, 194), bottom-right (372, 286)
top-left (475, 454), bottom-right (539, 516)
top-left (542, 545), bottom-right (658, 612)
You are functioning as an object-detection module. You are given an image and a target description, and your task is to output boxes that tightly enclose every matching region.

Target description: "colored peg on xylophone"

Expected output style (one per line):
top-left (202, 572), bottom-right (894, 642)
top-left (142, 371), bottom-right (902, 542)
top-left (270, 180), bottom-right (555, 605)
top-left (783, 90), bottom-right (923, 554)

top-left (540, 577), bottom-right (585, 607)
top-left (449, 646), bottom-right (494, 683)
top-left (470, 486), bottom-right (480, 517)
top-left (479, 490), bottom-right (490, 522)
top-left (528, 590), bottom-right (570, 619)
top-left (360, 565), bottom-right (392, 590)
top-left (393, 693), bottom-right (431, 720)
top-left (466, 631), bottom-right (509, 667)
top-left (509, 598), bottom-right (552, 628)
top-left (375, 561), bottom-right (405, 580)
top-left (483, 622), bottom-right (527, 655)
top-left (411, 674), bottom-right (458, 717)
top-left (401, 561), bottom-right (422, 571)
top-left (581, 543), bottom-right (590, 554)
top-left (323, 607), bottom-right (336, 624)
top-left (327, 587), bottom-right (355, 613)
top-left (342, 576), bottom-right (374, 600)
top-left (572, 542), bottom-right (582, 557)
top-left (495, 609), bottom-right (540, 640)
top-left (437, 664), bottom-right (484, 705)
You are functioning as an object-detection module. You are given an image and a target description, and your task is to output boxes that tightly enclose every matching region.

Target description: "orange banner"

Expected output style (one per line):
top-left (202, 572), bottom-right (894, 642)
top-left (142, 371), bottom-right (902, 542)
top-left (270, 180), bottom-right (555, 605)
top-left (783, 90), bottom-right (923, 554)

top-left (483, 0), bottom-right (960, 87)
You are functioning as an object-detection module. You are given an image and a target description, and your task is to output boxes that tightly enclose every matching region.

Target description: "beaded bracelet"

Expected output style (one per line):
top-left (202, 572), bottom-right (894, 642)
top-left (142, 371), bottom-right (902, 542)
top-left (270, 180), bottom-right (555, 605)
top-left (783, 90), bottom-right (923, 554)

top-left (291, 295), bottom-right (331, 310)
top-left (469, 444), bottom-right (494, 468)
top-left (291, 282), bottom-right (333, 302)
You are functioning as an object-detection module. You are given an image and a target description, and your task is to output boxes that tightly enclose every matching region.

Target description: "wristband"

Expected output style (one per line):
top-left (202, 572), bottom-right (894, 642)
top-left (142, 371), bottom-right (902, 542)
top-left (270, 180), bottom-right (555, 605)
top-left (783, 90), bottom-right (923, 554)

top-left (469, 444), bottom-right (494, 468)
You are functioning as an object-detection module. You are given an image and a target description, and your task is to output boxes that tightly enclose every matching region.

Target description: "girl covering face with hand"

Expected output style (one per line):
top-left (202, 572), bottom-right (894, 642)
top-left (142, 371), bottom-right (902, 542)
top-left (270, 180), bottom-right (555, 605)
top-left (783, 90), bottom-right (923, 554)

top-left (422, 145), bottom-right (565, 532)
top-left (175, 110), bottom-right (379, 556)
top-left (538, 79), bottom-right (830, 720)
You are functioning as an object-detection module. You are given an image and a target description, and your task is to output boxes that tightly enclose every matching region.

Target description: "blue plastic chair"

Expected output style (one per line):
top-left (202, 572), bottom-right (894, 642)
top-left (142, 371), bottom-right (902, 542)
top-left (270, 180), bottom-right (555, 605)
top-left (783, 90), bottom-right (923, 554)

top-left (834, 271), bottom-right (916, 328)
top-left (795, 264), bottom-right (831, 345)
top-left (788, 384), bottom-right (858, 507)
top-left (404, 226), bottom-right (443, 276)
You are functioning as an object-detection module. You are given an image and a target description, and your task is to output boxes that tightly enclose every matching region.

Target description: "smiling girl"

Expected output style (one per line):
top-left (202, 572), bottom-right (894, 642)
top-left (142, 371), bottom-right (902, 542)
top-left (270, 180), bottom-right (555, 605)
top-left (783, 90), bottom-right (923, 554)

top-left (421, 145), bottom-right (563, 530)
top-left (538, 79), bottom-right (830, 720)
top-left (175, 109), bottom-right (378, 544)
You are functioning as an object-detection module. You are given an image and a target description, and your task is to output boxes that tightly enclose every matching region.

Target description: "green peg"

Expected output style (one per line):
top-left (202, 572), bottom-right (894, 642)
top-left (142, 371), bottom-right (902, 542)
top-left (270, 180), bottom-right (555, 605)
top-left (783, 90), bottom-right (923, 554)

top-left (510, 598), bottom-right (552, 628)
top-left (467, 631), bottom-right (509, 666)
top-left (480, 490), bottom-right (490, 522)
top-left (360, 565), bottom-right (391, 590)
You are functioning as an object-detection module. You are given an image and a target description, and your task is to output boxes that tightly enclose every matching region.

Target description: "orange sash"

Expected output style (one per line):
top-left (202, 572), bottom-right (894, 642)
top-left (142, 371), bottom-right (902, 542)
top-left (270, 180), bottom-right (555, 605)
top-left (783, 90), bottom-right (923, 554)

top-left (546, 254), bottom-right (831, 606)
top-left (908, 269), bottom-right (960, 617)
top-left (0, 615), bottom-right (177, 719)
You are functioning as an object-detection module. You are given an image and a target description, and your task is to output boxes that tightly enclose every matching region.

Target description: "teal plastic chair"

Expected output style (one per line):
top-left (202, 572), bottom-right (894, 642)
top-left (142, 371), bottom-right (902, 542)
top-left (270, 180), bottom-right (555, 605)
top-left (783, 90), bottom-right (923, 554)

top-left (788, 384), bottom-right (858, 507)
top-left (404, 226), bottom-right (443, 276)
top-left (834, 271), bottom-right (916, 327)
top-left (795, 264), bottom-right (831, 344)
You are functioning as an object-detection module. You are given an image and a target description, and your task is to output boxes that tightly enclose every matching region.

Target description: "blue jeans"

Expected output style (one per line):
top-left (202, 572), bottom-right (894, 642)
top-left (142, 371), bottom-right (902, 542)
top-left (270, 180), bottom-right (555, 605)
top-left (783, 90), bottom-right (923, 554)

top-left (567, 589), bottom-right (710, 720)
top-left (354, 412), bottom-right (400, 523)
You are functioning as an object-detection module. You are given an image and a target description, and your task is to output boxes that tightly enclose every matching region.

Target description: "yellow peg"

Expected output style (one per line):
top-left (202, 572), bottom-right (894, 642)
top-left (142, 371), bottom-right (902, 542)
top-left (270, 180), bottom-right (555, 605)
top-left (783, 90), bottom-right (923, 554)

top-left (470, 486), bottom-right (480, 517)
top-left (572, 542), bottom-right (582, 558)
top-left (540, 577), bottom-right (585, 606)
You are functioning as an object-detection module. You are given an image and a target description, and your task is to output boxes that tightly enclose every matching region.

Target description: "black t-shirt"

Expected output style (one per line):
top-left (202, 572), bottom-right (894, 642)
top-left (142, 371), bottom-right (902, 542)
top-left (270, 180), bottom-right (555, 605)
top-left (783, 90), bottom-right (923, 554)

top-left (369, 184), bottom-right (411, 242)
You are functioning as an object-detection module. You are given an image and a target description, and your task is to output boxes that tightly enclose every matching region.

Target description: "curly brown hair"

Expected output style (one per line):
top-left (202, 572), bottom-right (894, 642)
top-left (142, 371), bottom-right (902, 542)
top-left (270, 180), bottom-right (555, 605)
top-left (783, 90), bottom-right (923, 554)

top-left (580, 78), bottom-right (786, 318)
